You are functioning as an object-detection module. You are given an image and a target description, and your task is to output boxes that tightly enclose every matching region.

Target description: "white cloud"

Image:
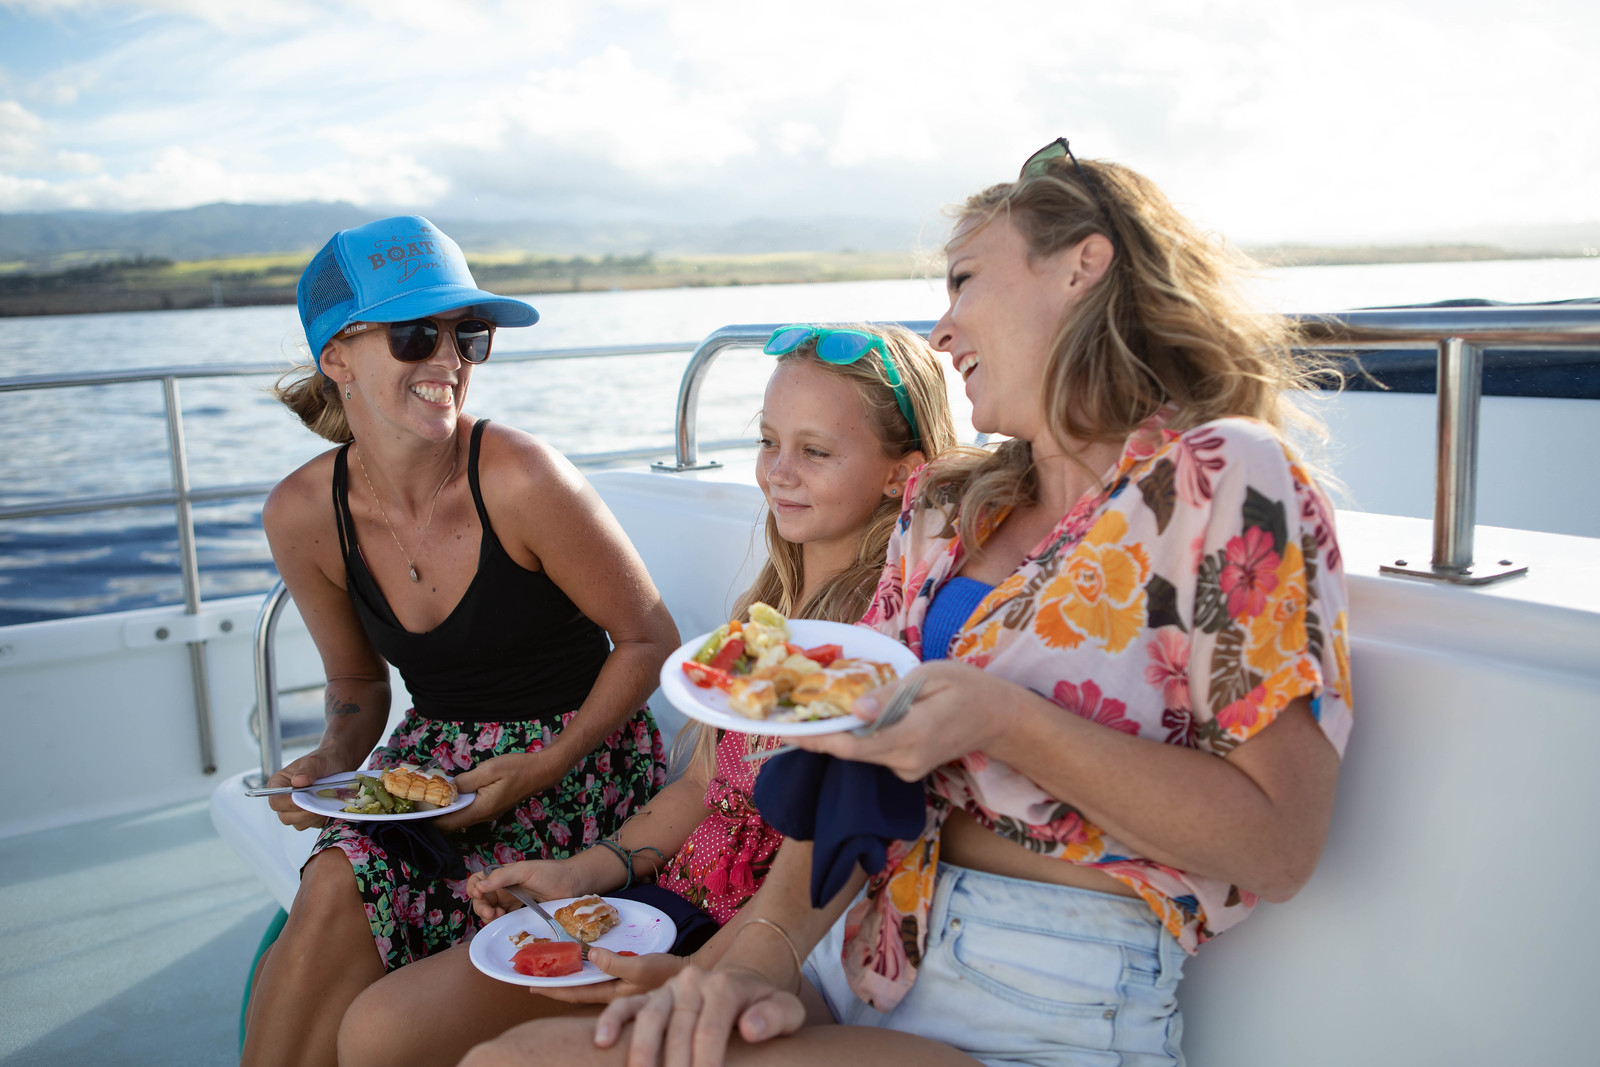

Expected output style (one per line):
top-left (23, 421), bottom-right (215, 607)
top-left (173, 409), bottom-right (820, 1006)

top-left (0, 0), bottom-right (1595, 241)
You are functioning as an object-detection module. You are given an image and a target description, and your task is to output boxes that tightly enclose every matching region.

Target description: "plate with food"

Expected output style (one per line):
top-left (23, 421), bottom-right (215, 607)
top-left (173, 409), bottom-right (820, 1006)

top-left (658, 604), bottom-right (919, 736)
top-left (469, 895), bottom-right (678, 987)
top-left (290, 766), bottom-right (475, 822)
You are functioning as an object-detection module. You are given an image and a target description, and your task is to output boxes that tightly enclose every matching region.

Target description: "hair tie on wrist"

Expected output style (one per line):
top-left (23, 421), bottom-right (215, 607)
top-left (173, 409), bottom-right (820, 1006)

top-left (628, 845), bottom-right (667, 881)
top-left (596, 838), bottom-right (632, 890)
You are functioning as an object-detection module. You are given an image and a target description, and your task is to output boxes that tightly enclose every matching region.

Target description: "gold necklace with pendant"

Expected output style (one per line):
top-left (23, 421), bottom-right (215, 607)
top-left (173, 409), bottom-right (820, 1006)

top-left (355, 446), bottom-right (456, 583)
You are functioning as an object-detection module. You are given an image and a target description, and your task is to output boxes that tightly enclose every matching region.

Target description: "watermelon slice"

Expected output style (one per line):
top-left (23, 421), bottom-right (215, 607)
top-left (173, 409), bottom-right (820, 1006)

top-left (511, 939), bottom-right (583, 977)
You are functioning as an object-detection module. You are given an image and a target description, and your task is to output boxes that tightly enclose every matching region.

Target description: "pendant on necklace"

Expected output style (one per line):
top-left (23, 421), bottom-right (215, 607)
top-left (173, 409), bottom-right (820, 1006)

top-left (408, 565), bottom-right (420, 583)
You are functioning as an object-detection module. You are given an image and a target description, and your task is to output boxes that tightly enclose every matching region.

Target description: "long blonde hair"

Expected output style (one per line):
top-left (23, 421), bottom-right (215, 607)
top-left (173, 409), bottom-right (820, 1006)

top-left (673, 323), bottom-right (956, 778)
top-left (921, 155), bottom-right (1333, 549)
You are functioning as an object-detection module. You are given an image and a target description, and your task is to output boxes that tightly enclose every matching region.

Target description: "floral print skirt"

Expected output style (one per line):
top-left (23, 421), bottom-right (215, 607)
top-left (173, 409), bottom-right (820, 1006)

top-left (307, 707), bottom-right (665, 971)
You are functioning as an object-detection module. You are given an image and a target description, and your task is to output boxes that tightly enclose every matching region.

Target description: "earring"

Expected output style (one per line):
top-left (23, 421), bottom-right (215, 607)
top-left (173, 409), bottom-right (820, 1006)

top-left (889, 488), bottom-right (900, 496)
top-left (345, 385), bottom-right (352, 400)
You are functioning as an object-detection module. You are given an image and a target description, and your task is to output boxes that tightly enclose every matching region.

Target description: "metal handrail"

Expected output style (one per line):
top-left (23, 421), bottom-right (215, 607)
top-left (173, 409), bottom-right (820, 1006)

top-left (657, 309), bottom-right (1599, 585)
top-left (250, 580), bottom-right (292, 787)
top-left (0, 340), bottom-right (701, 776)
top-left (654, 321), bottom-right (938, 471)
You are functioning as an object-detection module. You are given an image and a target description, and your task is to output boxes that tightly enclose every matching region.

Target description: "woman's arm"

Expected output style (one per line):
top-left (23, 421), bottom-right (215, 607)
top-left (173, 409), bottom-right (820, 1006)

top-left (437, 426), bottom-right (679, 829)
top-left (469, 756), bottom-right (718, 918)
top-left (260, 461), bottom-right (394, 829)
top-left (808, 666), bottom-right (1338, 901)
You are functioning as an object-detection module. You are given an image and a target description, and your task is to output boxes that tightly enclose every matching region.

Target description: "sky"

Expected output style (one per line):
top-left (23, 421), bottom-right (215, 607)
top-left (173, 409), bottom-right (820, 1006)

top-left (0, 0), bottom-right (1595, 246)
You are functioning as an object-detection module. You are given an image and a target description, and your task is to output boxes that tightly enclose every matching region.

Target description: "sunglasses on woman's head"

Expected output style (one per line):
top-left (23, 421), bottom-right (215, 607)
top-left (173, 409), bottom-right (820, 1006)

top-left (338, 317), bottom-right (495, 364)
top-left (1019, 137), bottom-right (1121, 255)
top-left (763, 325), bottom-right (920, 445)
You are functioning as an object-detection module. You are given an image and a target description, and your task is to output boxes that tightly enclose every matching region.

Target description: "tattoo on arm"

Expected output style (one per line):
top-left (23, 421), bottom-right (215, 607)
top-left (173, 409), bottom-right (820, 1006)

top-left (326, 696), bottom-right (361, 719)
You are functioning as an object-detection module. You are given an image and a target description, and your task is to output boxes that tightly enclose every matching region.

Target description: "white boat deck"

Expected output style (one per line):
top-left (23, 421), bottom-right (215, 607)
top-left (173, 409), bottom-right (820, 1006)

top-left (0, 800), bottom-right (277, 1066)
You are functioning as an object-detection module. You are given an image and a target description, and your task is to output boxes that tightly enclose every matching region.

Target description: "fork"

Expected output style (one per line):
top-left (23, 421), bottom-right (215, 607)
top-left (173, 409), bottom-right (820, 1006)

top-left (742, 675), bottom-right (926, 763)
top-left (479, 863), bottom-right (589, 958)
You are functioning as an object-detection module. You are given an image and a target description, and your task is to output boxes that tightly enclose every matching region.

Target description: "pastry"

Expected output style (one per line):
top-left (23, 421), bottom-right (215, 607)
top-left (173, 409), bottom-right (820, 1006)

top-left (554, 895), bottom-right (620, 943)
top-left (788, 659), bottom-right (897, 720)
top-left (379, 765), bottom-right (457, 808)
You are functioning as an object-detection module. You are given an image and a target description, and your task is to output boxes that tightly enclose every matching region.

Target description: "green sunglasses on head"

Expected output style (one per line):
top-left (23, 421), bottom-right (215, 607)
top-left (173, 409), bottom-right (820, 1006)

top-left (1019, 137), bottom-right (1122, 255)
top-left (763, 325), bottom-right (921, 445)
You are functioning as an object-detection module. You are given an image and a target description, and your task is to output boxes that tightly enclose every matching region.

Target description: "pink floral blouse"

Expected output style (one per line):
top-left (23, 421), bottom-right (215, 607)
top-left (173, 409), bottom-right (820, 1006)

top-left (841, 414), bottom-right (1353, 1011)
top-left (655, 730), bottom-right (787, 925)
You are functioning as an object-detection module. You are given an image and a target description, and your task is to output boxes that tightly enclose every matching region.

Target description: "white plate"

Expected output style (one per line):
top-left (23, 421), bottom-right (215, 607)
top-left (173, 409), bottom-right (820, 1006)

top-left (291, 770), bottom-right (476, 822)
top-left (470, 897), bottom-right (678, 987)
top-left (658, 619), bottom-right (919, 736)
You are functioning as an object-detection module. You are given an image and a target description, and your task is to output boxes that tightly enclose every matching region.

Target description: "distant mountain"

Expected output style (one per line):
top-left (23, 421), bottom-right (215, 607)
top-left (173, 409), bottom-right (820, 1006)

top-left (0, 202), bottom-right (927, 266)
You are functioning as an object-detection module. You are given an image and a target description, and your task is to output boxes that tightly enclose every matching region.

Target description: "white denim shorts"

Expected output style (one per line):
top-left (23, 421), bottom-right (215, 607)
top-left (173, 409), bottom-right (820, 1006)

top-left (803, 863), bottom-right (1187, 1067)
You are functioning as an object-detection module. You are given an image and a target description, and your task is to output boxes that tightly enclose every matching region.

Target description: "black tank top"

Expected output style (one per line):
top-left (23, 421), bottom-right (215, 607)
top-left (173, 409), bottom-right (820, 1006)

top-left (332, 420), bottom-right (610, 723)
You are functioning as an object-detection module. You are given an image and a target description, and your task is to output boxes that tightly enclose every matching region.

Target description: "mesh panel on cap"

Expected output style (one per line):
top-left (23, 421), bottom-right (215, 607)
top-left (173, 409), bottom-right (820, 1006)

top-left (304, 246), bottom-right (355, 343)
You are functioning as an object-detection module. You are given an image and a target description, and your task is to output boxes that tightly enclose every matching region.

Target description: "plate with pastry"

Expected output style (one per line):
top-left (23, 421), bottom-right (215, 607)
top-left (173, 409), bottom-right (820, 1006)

top-left (470, 895), bottom-right (678, 987)
top-left (290, 766), bottom-right (475, 822)
top-left (659, 608), bottom-right (919, 737)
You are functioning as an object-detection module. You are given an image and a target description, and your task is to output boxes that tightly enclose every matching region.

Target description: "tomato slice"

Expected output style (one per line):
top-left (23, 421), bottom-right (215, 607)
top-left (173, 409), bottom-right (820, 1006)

top-left (682, 661), bottom-right (734, 691)
top-left (709, 637), bottom-right (746, 672)
top-left (802, 643), bottom-right (843, 667)
top-left (511, 940), bottom-right (583, 977)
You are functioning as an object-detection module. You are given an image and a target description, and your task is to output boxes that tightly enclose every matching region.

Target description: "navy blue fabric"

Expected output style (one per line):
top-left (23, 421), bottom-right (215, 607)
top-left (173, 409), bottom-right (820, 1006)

top-left (752, 750), bottom-right (926, 908)
top-left (609, 883), bottom-right (719, 955)
top-left (920, 576), bottom-right (994, 662)
top-left (365, 822), bottom-right (469, 881)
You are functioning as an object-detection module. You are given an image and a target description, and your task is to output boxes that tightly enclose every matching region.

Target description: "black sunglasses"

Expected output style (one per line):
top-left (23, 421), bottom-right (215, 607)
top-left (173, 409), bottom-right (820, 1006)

top-left (1019, 137), bottom-right (1121, 254)
top-left (338, 317), bottom-right (495, 364)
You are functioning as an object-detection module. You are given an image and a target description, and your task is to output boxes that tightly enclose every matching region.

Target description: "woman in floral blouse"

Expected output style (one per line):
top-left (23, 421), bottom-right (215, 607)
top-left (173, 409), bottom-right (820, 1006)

top-left (468, 143), bottom-right (1352, 1067)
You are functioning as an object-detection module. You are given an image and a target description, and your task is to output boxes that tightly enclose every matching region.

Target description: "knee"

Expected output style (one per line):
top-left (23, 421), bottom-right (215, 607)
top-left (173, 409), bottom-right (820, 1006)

top-left (338, 983), bottom-right (403, 1064)
top-left (287, 851), bottom-right (363, 929)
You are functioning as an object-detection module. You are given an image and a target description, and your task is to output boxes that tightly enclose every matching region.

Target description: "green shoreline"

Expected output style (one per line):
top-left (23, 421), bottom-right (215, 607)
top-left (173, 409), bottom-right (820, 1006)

top-left (0, 250), bottom-right (930, 318)
top-left (0, 244), bottom-right (1582, 318)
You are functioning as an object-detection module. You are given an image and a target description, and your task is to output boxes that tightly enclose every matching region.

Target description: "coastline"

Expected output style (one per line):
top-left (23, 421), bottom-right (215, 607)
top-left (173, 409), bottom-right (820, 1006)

top-left (0, 250), bottom-right (928, 318)
top-left (4, 245), bottom-right (1592, 318)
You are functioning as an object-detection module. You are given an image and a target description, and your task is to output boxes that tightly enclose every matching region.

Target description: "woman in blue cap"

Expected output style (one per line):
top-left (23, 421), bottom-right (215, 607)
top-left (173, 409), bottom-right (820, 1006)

top-left (243, 216), bottom-right (677, 1067)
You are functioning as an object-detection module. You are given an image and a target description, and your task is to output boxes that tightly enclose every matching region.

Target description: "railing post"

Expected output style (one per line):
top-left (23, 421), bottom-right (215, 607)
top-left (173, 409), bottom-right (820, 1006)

top-left (1433, 337), bottom-right (1479, 572)
top-left (1379, 336), bottom-right (1526, 586)
top-left (163, 376), bottom-right (217, 773)
top-left (249, 580), bottom-right (293, 788)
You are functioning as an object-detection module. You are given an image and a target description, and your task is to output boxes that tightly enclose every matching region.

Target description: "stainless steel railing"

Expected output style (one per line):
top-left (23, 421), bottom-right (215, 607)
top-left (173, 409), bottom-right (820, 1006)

top-left (1292, 304), bottom-right (1600, 584)
top-left (656, 309), bottom-right (1600, 585)
top-left (0, 340), bottom-right (736, 778)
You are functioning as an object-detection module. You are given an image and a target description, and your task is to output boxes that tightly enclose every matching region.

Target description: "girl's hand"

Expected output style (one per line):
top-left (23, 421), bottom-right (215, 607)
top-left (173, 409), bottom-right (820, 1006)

top-left (795, 660), bottom-right (1012, 780)
top-left (465, 859), bottom-right (586, 922)
top-left (593, 963), bottom-right (805, 1067)
top-left (535, 947), bottom-right (689, 1005)
top-left (436, 750), bottom-right (565, 832)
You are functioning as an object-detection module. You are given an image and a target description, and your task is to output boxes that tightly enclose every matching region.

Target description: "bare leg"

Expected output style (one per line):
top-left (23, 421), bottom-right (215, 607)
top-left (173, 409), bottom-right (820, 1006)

top-left (338, 942), bottom-right (598, 1067)
top-left (459, 1014), bottom-right (982, 1067)
top-left (242, 850), bottom-right (387, 1067)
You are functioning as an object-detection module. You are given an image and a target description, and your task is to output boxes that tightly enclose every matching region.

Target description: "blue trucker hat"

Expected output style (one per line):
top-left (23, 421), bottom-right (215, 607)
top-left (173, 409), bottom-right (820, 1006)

top-left (297, 215), bottom-right (539, 368)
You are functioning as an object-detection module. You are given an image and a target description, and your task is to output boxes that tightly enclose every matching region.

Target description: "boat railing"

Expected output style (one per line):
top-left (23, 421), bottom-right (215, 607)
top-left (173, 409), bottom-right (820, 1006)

top-left (659, 308), bottom-right (1600, 586)
top-left (0, 341), bottom-right (715, 778)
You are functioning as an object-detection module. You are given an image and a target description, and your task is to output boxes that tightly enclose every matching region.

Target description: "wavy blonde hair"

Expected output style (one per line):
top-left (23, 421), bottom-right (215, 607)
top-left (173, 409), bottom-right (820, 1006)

top-left (921, 155), bottom-right (1332, 548)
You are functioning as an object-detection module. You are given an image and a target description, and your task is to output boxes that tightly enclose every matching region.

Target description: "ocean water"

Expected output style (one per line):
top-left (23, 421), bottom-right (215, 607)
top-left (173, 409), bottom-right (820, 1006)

top-left (2, 259), bottom-right (1598, 626)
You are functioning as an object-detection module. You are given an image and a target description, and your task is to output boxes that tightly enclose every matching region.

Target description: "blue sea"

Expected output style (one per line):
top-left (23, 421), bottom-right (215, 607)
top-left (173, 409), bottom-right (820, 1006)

top-left (3, 258), bottom-right (1598, 626)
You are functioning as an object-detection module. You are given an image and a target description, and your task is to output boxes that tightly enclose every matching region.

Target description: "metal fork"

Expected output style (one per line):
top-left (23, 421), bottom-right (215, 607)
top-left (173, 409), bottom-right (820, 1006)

top-left (479, 863), bottom-right (588, 958)
top-left (742, 675), bottom-right (926, 762)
